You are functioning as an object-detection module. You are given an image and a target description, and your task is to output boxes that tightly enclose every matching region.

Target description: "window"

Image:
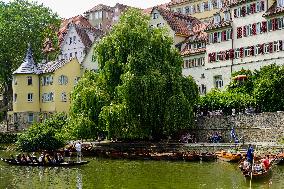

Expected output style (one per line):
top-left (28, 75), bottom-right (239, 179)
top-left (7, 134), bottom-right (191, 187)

top-left (61, 92), bottom-right (67, 102)
top-left (13, 77), bottom-right (17, 85)
top-left (27, 93), bottom-right (33, 102)
top-left (200, 3), bottom-right (205, 12)
top-left (41, 75), bottom-right (53, 86)
top-left (274, 41), bottom-right (280, 52)
top-left (255, 45), bottom-right (261, 55)
top-left (200, 84), bottom-right (207, 95)
top-left (98, 11), bottom-right (102, 18)
top-left (58, 75), bottom-right (68, 85)
top-left (153, 13), bottom-right (158, 19)
top-left (235, 48), bottom-right (240, 59)
top-left (28, 113), bottom-right (34, 123)
top-left (42, 92), bottom-right (54, 102)
top-left (217, 32), bottom-right (221, 42)
top-left (277, 0), bottom-right (284, 7)
top-left (14, 93), bottom-right (17, 103)
top-left (245, 47), bottom-right (251, 57)
top-left (278, 17), bottom-right (284, 29)
top-left (70, 53), bottom-right (72, 58)
top-left (73, 36), bottom-right (76, 44)
top-left (248, 24), bottom-right (252, 36)
top-left (94, 12), bottom-right (99, 19)
top-left (217, 0), bottom-right (223, 8)
top-left (264, 43), bottom-right (270, 53)
top-left (214, 75), bottom-right (223, 89)
top-left (236, 7), bottom-right (241, 17)
top-left (74, 77), bottom-right (80, 85)
top-left (157, 23), bottom-right (163, 27)
top-left (224, 11), bottom-right (230, 21)
top-left (69, 37), bottom-right (72, 45)
top-left (185, 6), bottom-right (190, 14)
top-left (217, 52), bottom-right (222, 61)
top-left (256, 2), bottom-right (261, 12)
top-left (27, 76), bottom-right (32, 85)
top-left (256, 22), bottom-right (261, 34)
top-left (75, 52), bottom-right (77, 57)
top-left (214, 14), bottom-right (221, 24)
top-left (208, 0), bottom-right (213, 10)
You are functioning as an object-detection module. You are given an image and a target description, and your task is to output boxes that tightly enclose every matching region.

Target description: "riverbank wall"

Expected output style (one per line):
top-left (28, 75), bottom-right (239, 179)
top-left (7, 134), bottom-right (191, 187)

top-left (193, 112), bottom-right (284, 143)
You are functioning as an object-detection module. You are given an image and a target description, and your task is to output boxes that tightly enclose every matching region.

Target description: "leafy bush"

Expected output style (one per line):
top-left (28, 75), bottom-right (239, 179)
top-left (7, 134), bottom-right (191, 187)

top-left (17, 113), bottom-right (67, 152)
top-left (0, 133), bottom-right (18, 144)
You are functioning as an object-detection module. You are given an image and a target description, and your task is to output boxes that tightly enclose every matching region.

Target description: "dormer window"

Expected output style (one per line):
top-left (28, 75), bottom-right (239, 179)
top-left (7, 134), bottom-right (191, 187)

top-left (277, 0), bottom-right (284, 7)
top-left (214, 13), bottom-right (221, 24)
top-left (224, 11), bottom-right (231, 21)
top-left (153, 13), bottom-right (158, 19)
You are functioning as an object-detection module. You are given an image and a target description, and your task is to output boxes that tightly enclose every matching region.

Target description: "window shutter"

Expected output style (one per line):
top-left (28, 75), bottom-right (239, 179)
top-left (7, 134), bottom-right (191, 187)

top-left (261, 1), bottom-right (265, 11)
top-left (261, 21), bottom-right (267, 32)
top-left (242, 6), bottom-right (246, 17)
top-left (269, 42), bottom-right (273, 53)
top-left (230, 49), bottom-right (234, 59)
top-left (240, 47), bottom-right (244, 58)
top-left (243, 26), bottom-right (247, 37)
top-left (252, 23), bottom-right (256, 35)
top-left (221, 31), bottom-right (225, 41)
top-left (208, 53), bottom-right (212, 62)
top-left (260, 44), bottom-right (264, 54)
top-left (250, 46), bottom-right (255, 56)
top-left (280, 40), bottom-right (283, 51)
top-left (251, 3), bottom-right (256, 14)
top-left (214, 32), bottom-right (217, 43)
top-left (275, 18), bottom-right (279, 30)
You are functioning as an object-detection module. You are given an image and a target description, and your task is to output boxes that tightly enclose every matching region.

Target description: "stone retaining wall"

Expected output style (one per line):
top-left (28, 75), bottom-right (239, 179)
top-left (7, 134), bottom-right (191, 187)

top-left (194, 112), bottom-right (284, 143)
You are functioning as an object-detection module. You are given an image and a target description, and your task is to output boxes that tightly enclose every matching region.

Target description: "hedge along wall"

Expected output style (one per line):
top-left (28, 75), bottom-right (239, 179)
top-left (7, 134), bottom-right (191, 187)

top-left (194, 112), bottom-right (284, 143)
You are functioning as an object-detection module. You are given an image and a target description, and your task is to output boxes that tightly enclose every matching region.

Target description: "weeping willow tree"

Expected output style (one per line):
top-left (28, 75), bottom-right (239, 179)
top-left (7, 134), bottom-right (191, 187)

top-left (69, 9), bottom-right (199, 140)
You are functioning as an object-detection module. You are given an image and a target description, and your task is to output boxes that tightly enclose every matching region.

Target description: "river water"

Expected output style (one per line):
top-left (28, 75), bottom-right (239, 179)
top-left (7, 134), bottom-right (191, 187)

top-left (1, 151), bottom-right (284, 189)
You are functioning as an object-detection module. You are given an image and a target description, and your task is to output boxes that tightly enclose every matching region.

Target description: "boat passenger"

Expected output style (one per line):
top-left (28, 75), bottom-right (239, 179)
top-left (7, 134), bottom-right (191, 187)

top-left (38, 153), bottom-right (44, 163)
top-left (21, 154), bottom-right (27, 163)
top-left (64, 148), bottom-right (71, 162)
top-left (262, 155), bottom-right (270, 171)
top-left (253, 163), bottom-right (263, 172)
top-left (57, 153), bottom-right (64, 163)
top-left (16, 154), bottom-right (21, 162)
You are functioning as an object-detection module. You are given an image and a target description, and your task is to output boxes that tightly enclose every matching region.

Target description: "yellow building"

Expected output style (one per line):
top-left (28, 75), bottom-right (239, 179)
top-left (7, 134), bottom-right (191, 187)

top-left (8, 45), bottom-right (82, 130)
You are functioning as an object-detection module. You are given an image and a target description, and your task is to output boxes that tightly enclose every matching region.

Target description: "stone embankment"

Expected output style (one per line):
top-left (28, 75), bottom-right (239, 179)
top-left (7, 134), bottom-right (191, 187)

top-left (194, 112), bottom-right (284, 143)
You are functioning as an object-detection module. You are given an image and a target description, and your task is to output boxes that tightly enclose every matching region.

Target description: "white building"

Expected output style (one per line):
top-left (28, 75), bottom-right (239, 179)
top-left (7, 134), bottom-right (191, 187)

top-left (177, 0), bottom-right (284, 93)
top-left (57, 15), bottom-right (103, 63)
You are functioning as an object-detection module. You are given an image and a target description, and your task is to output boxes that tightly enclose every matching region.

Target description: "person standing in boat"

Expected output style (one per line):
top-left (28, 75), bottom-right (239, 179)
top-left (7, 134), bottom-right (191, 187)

top-left (75, 141), bottom-right (82, 162)
top-left (246, 144), bottom-right (254, 165)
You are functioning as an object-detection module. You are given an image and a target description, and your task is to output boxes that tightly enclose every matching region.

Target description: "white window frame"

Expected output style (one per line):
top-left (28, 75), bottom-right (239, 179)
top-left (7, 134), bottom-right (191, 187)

top-left (214, 75), bottom-right (223, 89)
top-left (61, 92), bottom-right (67, 102)
top-left (256, 22), bottom-right (261, 34)
top-left (153, 13), bottom-right (159, 19)
top-left (217, 0), bottom-right (223, 8)
top-left (27, 76), bottom-right (32, 85)
top-left (27, 93), bottom-right (33, 102)
top-left (235, 48), bottom-right (240, 59)
top-left (245, 47), bottom-right (251, 57)
top-left (58, 75), bottom-right (68, 85)
top-left (274, 41), bottom-right (280, 52)
top-left (264, 43), bottom-right (270, 54)
top-left (208, 0), bottom-right (213, 10)
top-left (255, 45), bottom-right (261, 55)
top-left (200, 3), bottom-right (205, 12)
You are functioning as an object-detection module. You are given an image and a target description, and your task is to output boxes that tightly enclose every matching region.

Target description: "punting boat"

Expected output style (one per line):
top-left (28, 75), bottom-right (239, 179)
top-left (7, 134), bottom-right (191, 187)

top-left (273, 153), bottom-right (284, 165)
top-left (199, 153), bottom-right (217, 162)
top-left (1, 158), bottom-right (89, 167)
top-left (239, 164), bottom-right (272, 180)
top-left (183, 153), bottom-right (200, 161)
top-left (216, 150), bottom-right (243, 163)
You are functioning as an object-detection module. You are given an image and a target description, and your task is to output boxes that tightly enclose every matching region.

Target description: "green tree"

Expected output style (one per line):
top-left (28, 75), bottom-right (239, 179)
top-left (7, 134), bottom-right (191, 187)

top-left (0, 0), bottom-right (60, 111)
top-left (95, 9), bottom-right (199, 140)
top-left (253, 64), bottom-right (284, 112)
top-left (17, 113), bottom-right (67, 151)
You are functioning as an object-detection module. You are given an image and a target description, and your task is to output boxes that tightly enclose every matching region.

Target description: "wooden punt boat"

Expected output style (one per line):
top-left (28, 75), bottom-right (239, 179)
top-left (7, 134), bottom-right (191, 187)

top-left (216, 151), bottom-right (243, 163)
top-left (1, 158), bottom-right (89, 167)
top-left (183, 153), bottom-right (200, 161)
top-left (199, 153), bottom-right (217, 162)
top-left (273, 153), bottom-right (284, 165)
top-left (239, 161), bottom-right (272, 180)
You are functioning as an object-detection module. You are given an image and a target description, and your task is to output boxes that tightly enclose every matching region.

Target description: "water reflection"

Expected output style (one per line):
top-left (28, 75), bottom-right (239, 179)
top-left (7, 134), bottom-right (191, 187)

top-left (1, 155), bottom-right (284, 189)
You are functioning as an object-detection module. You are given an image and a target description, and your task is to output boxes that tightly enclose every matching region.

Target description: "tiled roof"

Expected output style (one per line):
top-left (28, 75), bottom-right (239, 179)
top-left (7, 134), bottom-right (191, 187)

top-left (58, 15), bottom-right (95, 46)
top-left (37, 59), bottom-right (74, 74)
top-left (263, 2), bottom-right (284, 17)
top-left (229, 0), bottom-right (255, 7)
top-left (168, 0), bottom-right (190, 6)
top-left (42, 38), bottom-right (55, 54)
top-left (75, 27), bottom-right (93, 49)
top-left (180, 48), bottom-right (206, 56)
top-left (155, 7), bottom-right (201, 36)
top-left (143, 3), bottom-right (169, 14)
top-left (205, 19), bottom-right (232, 32)
top-left (85, 4), bottom-right (113, 14)
top-left (13, 45), bottom-right (38, 74)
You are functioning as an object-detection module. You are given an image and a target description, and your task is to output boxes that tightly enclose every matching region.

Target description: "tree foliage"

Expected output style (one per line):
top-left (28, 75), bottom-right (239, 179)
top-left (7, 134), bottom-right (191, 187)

top-left (69, 9), bottom-right (199, 140)
top-left (17, 113), bottom-right (67, 151)
top-left (0, 0), bottom-right (60, 108)
top-left (199, 64), bottom-right (284, 114)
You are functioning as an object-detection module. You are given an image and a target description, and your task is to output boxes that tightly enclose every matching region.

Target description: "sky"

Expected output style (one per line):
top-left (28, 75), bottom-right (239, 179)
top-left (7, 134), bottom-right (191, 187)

top-left (3, 0), bottom-right (170, 18)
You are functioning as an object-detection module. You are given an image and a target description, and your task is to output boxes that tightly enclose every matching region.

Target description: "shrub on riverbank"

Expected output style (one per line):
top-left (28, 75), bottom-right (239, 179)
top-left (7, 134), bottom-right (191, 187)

top-left (16, 113), bottom-right (67, 151)
top-left (0, 133), bottom-right (18, 144)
